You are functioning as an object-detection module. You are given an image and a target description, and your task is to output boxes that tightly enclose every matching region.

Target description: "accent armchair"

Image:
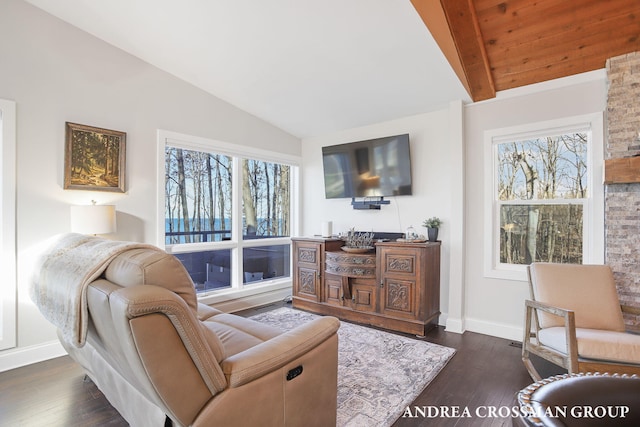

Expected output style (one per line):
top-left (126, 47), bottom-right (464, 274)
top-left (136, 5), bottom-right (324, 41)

top-left (522, 262), bottom-right (640, 381)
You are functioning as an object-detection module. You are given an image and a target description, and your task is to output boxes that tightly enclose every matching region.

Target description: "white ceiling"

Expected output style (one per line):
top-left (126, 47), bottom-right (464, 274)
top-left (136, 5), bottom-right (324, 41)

top-left (25, 0), bottom-right (470, 138)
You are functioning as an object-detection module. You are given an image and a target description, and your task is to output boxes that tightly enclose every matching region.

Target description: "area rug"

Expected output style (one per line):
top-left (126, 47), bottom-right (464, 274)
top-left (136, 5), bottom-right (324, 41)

top-left (249, 307), bottom-right (456, 427)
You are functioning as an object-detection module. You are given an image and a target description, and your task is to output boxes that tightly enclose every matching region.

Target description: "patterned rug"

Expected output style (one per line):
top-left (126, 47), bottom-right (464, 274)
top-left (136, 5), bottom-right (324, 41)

top-left (249, 307), bottom-right (456, 426)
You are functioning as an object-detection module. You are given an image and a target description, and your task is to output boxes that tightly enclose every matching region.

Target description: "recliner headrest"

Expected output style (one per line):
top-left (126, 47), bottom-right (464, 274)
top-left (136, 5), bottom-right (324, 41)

top-left (104, 248), bottom-right (197, 311)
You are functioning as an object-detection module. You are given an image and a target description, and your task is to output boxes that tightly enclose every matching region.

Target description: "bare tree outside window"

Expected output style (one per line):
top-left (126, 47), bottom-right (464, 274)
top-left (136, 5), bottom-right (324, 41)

top-left (165, 147), bottom-right (232, 244)
top-left (242, 159), bottom-right (290, 238)
top-left (496, 132), bottom-right (587, 264)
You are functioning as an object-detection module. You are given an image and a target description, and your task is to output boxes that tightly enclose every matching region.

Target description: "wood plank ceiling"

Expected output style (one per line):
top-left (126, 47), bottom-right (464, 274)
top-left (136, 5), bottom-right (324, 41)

top-left (411, 0), bottom-right (640, 102)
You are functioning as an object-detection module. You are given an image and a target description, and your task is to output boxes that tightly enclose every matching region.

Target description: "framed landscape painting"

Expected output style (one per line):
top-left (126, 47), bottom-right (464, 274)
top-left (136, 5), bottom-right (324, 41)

top-left (64, 122), bottom-right (126, 192)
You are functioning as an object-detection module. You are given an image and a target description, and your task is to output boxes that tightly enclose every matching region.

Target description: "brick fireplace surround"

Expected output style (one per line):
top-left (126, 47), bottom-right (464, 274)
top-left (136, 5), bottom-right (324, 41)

top-left (606, 51), bottom-right (640, 328)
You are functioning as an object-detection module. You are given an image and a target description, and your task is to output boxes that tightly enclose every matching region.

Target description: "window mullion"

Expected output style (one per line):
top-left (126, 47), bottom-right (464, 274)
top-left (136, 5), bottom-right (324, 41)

top-left (498, 199), bottom-right (587, 205)
top-left (231, 156), bottom-right (243, 289)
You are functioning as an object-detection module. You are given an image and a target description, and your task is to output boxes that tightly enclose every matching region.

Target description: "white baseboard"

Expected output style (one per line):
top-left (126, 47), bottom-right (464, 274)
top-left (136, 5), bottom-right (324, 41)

top-left (464, 317), bottom-right (523, 342)
top-left (445, 316), bottom-right (465, 334)
top-left (0, 340), bottom-right (67, 373)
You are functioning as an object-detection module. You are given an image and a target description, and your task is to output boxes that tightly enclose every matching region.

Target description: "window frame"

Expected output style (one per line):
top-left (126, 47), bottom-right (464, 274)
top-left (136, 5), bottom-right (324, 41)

top-left (157, 130), bottom-right (300, 303)
top-left (483, 113), bottom-right (604, 281)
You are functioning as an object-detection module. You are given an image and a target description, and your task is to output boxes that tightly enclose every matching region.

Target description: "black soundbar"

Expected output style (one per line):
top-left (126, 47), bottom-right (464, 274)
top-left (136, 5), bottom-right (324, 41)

top-left (350, 197), bottom-right (390, 210)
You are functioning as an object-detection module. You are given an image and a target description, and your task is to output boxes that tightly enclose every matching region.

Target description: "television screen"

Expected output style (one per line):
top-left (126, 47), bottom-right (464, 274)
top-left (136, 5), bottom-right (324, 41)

top-left (322, 134), bottom-right (412, 199)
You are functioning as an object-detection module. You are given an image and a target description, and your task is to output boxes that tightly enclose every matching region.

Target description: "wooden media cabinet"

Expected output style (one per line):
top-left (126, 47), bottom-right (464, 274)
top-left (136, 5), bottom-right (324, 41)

top-left (292, 237), bottom-right (441, 336)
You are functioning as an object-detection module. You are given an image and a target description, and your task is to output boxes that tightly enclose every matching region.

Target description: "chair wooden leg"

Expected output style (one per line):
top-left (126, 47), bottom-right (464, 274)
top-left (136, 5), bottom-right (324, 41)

top-left (522, 352), bottom-right (542, 381)
top-left (522, 303), bottom-right (542, 381)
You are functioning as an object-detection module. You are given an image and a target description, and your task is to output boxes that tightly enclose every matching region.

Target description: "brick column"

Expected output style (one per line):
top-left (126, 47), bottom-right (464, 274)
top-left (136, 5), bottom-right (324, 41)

top-left (606, 52), bottom-right (640, 328)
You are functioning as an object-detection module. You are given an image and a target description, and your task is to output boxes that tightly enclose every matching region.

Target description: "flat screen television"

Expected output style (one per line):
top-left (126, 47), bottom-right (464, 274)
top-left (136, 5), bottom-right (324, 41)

top-left (322, 133), bottom-right (412, 199)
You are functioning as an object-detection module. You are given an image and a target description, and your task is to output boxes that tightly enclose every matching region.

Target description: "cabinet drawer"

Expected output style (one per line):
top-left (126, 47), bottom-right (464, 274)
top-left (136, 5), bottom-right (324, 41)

top-left (296, 245), bottom-right (320, 266)
top-left (379, 251), bottom-right (418, 277)
top-left (325, 251), bottom-right (376, 278)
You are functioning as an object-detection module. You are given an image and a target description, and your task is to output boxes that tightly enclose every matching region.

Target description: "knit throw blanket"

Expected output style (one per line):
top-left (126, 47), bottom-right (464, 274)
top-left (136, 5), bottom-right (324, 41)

top-left (29, 233), bottom-right (160, 348)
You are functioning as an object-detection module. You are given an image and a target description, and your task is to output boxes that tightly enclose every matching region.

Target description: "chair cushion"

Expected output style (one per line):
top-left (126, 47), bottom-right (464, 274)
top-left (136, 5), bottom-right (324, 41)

top-left (529, 263), bottom-right (625, 331)
top-left (104, 248), bottom-right (197, 311)
top-left (201, 313), bottom-right (283, 359)
top-left (539, 327), bottom-right (640, 364)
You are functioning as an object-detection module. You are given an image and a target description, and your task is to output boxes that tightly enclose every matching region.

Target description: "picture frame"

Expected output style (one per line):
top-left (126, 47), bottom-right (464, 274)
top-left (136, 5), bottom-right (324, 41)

top-left (64, 122), bottom-right (126, 192)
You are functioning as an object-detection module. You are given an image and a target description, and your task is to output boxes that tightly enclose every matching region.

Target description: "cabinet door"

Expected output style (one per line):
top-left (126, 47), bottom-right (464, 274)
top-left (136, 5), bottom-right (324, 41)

top-left (379, 277), bottom-right (416, 319)
top-left (324, 274), bottom-right (345, 307)
top-left (350, 279), bottom-right (377, 313)
top-left (293, 241), bottom-right (322, 302)
top-left (378, 247), bottom-right (420, 319)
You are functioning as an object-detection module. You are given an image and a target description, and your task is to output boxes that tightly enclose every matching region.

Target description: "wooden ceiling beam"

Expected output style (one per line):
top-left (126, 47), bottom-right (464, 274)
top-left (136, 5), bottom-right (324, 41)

top-left (411, 0), bottom-right (495, 102)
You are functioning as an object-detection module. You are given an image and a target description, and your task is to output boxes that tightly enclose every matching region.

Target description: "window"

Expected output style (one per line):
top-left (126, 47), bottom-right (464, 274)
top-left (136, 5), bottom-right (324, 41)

top-left (158, 131), bottom-right (298, 298)
top-left (165, 148), bottom-right (233, 245)
top-left (484, 114), bottom-right (604, 280)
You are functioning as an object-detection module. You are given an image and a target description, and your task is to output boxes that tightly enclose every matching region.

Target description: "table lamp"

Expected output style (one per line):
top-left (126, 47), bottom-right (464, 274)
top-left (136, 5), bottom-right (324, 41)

top-left (70, 200), bottom-right (116, 235)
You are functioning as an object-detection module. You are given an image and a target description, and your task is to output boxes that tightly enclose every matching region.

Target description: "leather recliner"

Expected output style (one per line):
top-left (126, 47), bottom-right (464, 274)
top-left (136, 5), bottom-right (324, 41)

top-left (57, 247), bottom-right (340, 427)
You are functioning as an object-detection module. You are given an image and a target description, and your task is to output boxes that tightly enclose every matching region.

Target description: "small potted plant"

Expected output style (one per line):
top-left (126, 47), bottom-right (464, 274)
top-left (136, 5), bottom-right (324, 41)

top-left (422, 217), bottom-right (442, 242)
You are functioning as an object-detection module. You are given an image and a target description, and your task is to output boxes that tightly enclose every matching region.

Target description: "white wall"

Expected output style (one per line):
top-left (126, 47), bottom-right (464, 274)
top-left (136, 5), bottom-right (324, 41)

top-left (0, 0), bottom-right (299, 371)
top-left (301, 105), bottom-right (465, 327)
top-left (463, 72), bottom-right (608, 340)
top-left (301, 72), bottom-right (608, 342)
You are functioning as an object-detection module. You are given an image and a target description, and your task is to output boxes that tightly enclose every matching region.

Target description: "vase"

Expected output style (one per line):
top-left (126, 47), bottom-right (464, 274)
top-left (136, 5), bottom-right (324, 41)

top-left (427, 227), bottom-right (439, 242)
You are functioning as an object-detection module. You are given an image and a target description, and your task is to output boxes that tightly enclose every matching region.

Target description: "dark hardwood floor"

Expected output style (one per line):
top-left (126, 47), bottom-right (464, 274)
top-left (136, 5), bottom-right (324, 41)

top-left (390, 324), bottom-right (562, 427)
top-left (0, 302), bottom-right (562, 426)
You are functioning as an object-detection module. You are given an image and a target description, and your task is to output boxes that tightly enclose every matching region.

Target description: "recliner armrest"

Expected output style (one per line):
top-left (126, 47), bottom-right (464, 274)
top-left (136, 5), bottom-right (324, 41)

top-left (111, 285), bottom-right (228, 394)
top-left (221, 316), bottom-right (340, 388)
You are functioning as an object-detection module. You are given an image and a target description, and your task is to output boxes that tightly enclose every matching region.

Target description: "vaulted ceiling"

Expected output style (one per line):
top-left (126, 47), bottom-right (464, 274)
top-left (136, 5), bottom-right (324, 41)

top-left (412, 0), bottom-right (640, 102)
top-left (23, 0), bottom-right (640, 138)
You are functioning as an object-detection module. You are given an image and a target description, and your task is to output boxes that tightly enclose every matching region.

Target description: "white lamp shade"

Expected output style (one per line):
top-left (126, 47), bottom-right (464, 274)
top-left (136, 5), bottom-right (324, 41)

top-left (70, 204), bottom-right (117, 235)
